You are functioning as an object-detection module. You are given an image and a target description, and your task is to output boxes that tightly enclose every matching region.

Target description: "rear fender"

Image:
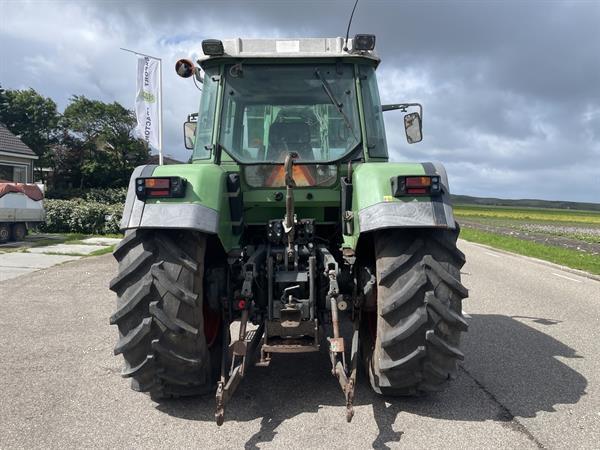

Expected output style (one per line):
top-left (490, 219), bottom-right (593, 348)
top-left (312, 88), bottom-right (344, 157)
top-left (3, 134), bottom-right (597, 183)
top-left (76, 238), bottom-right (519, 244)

top-left (120, 164), bottom-right (237, 251)
top-left (352, 161), bottom-right (456, 236)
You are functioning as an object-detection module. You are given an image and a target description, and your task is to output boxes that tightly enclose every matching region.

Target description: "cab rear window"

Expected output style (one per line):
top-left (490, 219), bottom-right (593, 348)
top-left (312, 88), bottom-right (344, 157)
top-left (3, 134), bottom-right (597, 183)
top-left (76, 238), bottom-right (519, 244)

top-left (244, 165), bottom-right (337, 188)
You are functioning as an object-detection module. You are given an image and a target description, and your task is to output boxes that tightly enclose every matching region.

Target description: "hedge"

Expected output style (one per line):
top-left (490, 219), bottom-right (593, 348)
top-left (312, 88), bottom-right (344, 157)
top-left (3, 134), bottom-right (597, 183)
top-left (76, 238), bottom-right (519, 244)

top-left (41, 199), bottom-right (123, 235)
top-left (46, 187), bottom-right (128, 204)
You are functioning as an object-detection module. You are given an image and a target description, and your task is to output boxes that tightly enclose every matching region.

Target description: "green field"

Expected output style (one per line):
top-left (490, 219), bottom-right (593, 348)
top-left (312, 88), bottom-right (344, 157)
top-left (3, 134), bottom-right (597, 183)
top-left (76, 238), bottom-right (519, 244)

top-left (460, 227), bottom-right (600, 275)
top-left (454, 204), bottom-right (600, 275)
top-left (454, 205), bottom-right (600, 225)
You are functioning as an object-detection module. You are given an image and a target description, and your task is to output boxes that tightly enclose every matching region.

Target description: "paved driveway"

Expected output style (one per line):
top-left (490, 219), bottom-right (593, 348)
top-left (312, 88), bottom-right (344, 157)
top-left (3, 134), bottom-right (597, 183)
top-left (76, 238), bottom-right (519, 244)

top-left (0, 237), bottom-right (119, 281)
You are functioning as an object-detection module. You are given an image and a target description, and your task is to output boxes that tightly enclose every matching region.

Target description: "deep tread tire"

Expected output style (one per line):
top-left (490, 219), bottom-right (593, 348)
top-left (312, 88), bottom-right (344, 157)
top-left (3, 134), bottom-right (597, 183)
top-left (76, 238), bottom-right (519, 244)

top-left (0, 224), bottom-right (10, 243)
top-left (109, 229), bottom-right (219, 398)
top-left (11, 223), bottom-right (27, 241)
top-left (361, 226), bottom-right (468, 395)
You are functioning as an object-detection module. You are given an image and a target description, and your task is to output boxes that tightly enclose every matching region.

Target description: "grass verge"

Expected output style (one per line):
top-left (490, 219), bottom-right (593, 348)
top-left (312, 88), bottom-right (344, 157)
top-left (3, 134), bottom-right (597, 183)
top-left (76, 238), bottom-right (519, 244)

top-left (35, 245), bottom-right (116, 257)
top-left (460, 227), bottom-right (600, 275)
top-left (0, 233), bottom-right (121, 255)
top-left (66, 234), bottom-right (123, 245)
top-left (88, 245), bottom-right (116, 257)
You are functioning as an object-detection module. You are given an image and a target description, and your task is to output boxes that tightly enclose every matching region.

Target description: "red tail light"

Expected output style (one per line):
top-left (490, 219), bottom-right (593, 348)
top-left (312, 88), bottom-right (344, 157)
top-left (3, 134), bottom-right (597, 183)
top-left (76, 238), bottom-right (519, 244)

top-left (135, 176), bottom-right (187, 200)
top-left (145, 178), bottom-right (170, 189)
top-left (407, 188), bottom-right (427, 195)
top-left (148, 189), bottom-right (171, 197)
top-left (391, 175), bottom-right (441, 197)
top-left (405, 176), bottom-right (432, 188)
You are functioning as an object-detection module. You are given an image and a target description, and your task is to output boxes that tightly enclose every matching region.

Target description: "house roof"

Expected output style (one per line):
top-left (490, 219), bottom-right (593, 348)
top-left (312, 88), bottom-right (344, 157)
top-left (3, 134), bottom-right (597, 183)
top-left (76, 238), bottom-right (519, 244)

top-left (0, 123), bottom-right (38, 159)
top-left (146, 154), bottom-right (184, 165)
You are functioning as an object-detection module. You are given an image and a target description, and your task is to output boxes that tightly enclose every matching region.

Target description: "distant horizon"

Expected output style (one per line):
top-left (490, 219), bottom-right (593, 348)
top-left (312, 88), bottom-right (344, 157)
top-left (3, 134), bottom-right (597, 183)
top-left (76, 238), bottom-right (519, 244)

top-left (452, 193), bottom-right (600, 210)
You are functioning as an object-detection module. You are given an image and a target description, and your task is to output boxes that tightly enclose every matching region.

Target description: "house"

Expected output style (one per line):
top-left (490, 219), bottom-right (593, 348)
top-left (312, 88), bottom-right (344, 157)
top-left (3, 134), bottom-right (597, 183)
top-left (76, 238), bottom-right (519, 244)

top-left (146, 154), bottom-right (184, 165)
top-left (0, 123), bottom-right (38, 183)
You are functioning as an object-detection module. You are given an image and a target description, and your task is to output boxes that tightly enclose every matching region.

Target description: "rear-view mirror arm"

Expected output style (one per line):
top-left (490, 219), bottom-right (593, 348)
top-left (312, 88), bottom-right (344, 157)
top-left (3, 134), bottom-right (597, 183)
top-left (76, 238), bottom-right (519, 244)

top-left (382, 103), bottom-right (423, 121)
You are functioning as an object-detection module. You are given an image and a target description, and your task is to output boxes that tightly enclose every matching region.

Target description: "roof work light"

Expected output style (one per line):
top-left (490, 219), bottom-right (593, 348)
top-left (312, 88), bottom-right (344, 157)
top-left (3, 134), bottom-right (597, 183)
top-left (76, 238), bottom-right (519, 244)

top-left (353, 34), bottom-right (376, 51)
top-left (202, 39), bottom-right (225, 56)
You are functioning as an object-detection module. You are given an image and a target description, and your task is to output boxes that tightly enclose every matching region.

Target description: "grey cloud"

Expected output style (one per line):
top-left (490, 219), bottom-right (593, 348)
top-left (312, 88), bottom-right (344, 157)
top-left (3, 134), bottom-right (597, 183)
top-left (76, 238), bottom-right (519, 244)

top-left (1, 0), bottom-right (599, 202)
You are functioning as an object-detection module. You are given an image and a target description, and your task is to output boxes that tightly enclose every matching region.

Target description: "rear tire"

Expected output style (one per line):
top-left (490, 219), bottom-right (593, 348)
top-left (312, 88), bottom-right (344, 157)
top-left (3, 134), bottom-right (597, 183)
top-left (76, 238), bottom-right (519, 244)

top-left (109, 229), bottom-right (221, 398)
top-left (0, 224), bottom-right (9, 243)
top-left (361, 227), bottom-right (468, 395)
top-left (11, 223), bottom-right (27, 241)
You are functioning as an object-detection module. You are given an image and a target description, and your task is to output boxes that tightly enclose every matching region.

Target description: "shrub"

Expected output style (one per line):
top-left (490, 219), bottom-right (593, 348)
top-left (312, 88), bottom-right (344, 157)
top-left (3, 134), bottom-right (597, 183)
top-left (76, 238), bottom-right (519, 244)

top-left (45, 188), bottom-right (85, 200)
top-left (41, 199), bottom-right (124, 235)
top-left (46, 187), bottom-right (127, 204)
top-left (41, 186), bottom-right (126, 235)
top-left (84, 187), bottom-right (128, 204)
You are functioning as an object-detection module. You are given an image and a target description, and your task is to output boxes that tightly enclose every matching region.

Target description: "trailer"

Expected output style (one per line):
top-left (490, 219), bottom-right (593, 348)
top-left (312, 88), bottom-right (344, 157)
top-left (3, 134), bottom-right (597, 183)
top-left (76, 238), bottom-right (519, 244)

top-left (0, 182), bottom-right (45, 243)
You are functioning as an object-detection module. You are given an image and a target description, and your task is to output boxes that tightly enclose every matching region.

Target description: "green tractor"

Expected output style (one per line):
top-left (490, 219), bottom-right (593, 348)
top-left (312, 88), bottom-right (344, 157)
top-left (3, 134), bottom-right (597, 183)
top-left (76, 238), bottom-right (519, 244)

top-left (109, 35), bottom-right (468, 425)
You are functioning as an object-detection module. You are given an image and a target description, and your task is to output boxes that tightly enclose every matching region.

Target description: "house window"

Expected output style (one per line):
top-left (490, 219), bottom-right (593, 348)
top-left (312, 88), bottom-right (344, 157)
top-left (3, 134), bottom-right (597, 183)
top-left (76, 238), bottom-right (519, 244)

top-left (0, 165), bottom-right (11, 181)
top-left (0, 164), bottom-right (28, 183)
top-left (14, 166), bottom-right (26, 182)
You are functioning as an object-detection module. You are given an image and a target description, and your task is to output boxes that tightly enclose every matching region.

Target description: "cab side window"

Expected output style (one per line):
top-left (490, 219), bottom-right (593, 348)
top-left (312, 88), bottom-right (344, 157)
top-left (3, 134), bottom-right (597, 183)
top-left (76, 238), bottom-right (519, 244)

top-left (360, 66), bottom-right (388, 158)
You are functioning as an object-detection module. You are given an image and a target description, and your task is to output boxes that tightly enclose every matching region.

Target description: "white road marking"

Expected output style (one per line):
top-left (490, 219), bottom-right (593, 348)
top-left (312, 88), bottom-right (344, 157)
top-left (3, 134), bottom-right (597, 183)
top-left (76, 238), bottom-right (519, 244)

top-left (551, 272), bottom-right (582, 283)
top-left (484, 251), bottom-right (501, 258)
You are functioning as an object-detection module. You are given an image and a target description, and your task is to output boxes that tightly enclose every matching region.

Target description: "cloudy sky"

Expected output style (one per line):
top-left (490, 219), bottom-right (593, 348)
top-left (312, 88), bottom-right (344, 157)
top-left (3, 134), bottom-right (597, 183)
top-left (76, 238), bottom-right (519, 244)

top-left (1, 0), bottom-right (599, 202)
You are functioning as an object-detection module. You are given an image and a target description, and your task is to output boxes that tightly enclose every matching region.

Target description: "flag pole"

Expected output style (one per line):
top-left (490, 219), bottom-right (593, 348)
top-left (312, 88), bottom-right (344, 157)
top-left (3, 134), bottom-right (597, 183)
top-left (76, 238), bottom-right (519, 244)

top-left (120, 47), bottom-right (164, 165)
top-left (158, 58), bottom-right (164, 166)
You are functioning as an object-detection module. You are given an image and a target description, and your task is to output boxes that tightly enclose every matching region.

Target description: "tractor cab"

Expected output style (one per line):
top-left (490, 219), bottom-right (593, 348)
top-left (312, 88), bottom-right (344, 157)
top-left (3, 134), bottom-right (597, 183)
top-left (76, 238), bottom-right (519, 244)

top-left (181, 36), bottom-right (422, 189)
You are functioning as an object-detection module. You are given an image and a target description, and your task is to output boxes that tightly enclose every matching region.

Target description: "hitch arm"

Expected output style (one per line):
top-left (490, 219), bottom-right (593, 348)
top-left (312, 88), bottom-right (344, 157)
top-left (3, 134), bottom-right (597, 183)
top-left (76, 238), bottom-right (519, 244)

top-left (319, 245), bottom-right (359, 422)
top-left (215, 312), bottom-right (265, 426)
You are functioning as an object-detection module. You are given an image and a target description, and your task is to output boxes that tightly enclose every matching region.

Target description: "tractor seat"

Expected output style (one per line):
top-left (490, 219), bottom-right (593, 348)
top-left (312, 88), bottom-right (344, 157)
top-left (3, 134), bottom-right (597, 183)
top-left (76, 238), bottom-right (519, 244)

top-left (267, 121), bottom-right (313, 161)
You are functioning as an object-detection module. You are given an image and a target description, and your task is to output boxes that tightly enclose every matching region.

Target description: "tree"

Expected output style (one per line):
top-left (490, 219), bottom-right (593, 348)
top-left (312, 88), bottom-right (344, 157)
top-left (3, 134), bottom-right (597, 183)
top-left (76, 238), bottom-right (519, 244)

top-left (0, 87), bottom-right (60, 178)
top-left (58, 95), bottom-right (149, 189)
top-left (0, 87), bottom-right (148, 190)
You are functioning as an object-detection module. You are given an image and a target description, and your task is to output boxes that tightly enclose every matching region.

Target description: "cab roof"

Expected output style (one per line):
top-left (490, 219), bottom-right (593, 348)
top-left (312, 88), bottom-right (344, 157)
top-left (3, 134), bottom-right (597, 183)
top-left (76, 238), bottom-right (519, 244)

top-left (197, 37), bottom-right (380, 67)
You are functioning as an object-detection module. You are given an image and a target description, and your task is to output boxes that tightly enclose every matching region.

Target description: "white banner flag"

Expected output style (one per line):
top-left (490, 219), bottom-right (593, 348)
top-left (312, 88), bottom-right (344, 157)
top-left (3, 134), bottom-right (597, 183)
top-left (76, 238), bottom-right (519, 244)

top-left (135, 56), bottom-right (160, 149)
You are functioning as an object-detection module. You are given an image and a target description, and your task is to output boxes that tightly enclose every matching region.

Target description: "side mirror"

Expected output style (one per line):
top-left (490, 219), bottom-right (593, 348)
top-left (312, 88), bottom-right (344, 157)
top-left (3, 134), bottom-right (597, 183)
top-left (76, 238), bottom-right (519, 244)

top-left (404, 112), bottom-right (422, 144)
top-left (382, 103), bottom-right (423, 144)
top-left (183, 121), bottom-right (197, 150)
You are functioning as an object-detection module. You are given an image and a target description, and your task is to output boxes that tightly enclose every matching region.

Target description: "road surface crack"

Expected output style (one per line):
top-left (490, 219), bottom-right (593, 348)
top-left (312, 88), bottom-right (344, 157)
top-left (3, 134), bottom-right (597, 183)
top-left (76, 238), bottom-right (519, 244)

top-left (459, 365), bottom-right (545, 449)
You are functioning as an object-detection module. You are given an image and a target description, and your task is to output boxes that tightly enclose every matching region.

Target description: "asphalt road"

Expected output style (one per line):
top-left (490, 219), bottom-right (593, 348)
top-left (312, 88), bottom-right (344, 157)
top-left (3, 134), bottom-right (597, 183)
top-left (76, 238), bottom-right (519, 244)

top-left (1, 240), bottom-right (598, 449)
